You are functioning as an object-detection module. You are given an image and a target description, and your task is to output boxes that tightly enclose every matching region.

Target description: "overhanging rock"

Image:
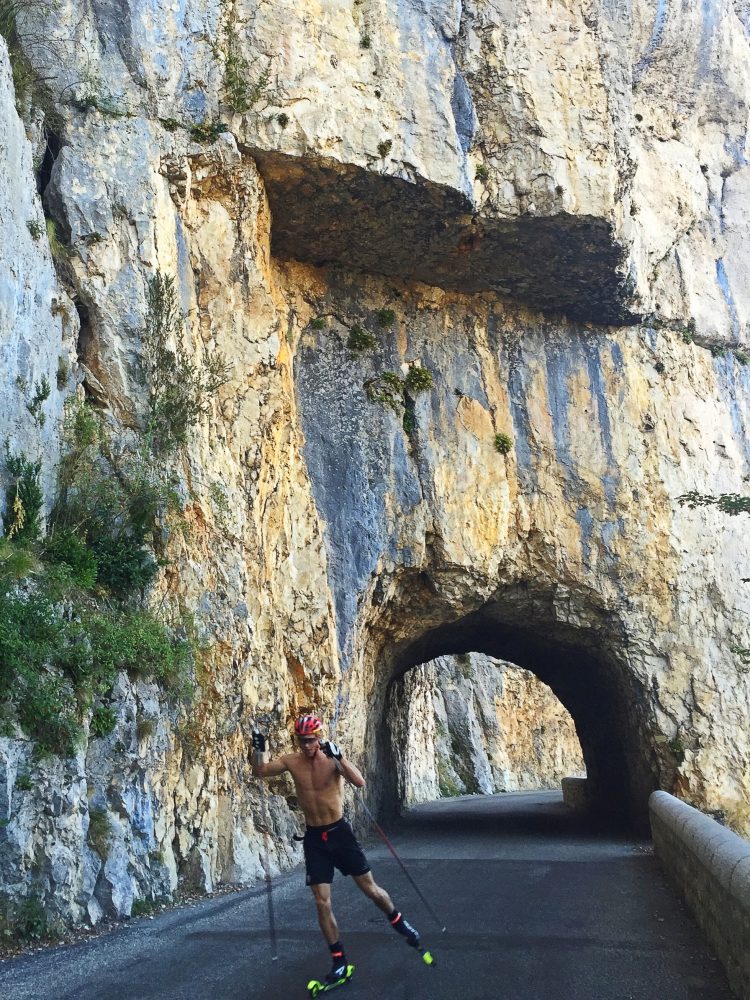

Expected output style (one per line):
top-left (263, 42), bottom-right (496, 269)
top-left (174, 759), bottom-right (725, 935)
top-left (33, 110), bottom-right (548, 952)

top-left (249, 148), bottom-right (638, 326)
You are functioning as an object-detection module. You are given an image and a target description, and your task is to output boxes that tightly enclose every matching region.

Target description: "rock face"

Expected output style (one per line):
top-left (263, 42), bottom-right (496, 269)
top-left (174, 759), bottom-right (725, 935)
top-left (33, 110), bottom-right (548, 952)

top-left (0, 0), bottom-right (749, 929)
top-left (389, 654), bottom-right (585, 807)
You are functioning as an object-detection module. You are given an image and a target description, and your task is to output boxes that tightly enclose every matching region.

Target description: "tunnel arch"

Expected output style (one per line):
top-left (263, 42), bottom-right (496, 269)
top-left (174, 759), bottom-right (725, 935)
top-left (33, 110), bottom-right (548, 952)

top-left (351, 574), bottom-right (659, 833)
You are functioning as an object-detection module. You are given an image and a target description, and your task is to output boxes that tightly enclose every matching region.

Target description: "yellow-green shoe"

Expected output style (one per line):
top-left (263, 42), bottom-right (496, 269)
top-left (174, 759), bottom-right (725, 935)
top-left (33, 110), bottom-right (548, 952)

top-left (307, 963), bottom-right (355, 996)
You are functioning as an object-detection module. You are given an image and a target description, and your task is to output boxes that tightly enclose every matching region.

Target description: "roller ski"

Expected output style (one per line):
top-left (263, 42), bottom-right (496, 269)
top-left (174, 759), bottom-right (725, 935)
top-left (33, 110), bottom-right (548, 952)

top-left (391, 912), bottom-right (436, 966)
top-left (307, 963), bottom-right (355, 997)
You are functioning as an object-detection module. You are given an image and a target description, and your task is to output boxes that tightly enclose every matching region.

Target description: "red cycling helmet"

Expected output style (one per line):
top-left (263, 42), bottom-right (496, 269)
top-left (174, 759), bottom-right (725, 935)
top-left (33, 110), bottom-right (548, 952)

top-left (294, 715), bottom-right (323, 736)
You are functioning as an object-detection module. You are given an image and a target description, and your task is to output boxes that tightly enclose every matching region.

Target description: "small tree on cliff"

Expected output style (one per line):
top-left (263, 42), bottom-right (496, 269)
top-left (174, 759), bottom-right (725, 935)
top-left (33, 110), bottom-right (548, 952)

top-left (140, 273), bottom-right (232, 456)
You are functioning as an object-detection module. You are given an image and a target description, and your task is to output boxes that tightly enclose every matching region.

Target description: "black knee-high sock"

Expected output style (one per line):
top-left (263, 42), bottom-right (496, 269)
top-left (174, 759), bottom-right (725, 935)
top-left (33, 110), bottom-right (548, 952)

top-left (329, 940), bottom-right (346, 967)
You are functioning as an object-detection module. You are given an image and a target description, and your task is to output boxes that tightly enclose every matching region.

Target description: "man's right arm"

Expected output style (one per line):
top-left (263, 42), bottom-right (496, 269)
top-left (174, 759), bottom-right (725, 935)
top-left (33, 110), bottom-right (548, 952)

top-left (250, 730), bottom-right (289, 779)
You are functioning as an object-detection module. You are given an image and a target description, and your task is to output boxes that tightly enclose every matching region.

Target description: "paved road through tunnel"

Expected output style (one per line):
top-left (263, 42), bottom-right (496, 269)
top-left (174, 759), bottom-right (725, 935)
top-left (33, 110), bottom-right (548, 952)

top-left (0, 791), bottom-right (733, 1000)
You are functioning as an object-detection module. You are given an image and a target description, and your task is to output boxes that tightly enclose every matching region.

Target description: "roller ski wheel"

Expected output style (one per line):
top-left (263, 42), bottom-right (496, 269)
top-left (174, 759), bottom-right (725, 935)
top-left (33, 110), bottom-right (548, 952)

top-left (402, 927), bottom-right (435, 967)
top-left (307, 963), bottom-right (355, 997)
top-left (407, 939), bottom-right (436, 967)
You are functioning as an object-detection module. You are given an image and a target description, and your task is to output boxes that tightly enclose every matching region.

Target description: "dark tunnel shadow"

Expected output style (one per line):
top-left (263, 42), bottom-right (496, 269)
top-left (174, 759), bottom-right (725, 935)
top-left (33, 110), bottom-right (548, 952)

top-left (395, 794), bottom-right (636, 842)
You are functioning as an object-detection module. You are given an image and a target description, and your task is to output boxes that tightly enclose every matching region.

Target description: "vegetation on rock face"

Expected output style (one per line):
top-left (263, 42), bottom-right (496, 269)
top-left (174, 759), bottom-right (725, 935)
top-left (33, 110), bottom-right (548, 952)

top-left (365, 364), bottom-right (434, 437)
top-left (0, 895), bottom-right (56, 944)
top-left (0, 0), bottom-right (59, 123)
top-left (347, 324), bottom-right (375, 351)
top-left (404, 365), bottom-right (433, 394)
top-left (188, 119), bottom-right (228, 144)
top-left (365, 371), bottom-right (405, 412)
top-left (494, 432), bottom-right (513, 455)
top-left (140, 272), bottom-right (231, 456)
top-left (87, 806), bottom-right (111, 858)
top-left (212, 0), bottom-right (270, 114)
top-left (0, 399), bottom-right (195, 756)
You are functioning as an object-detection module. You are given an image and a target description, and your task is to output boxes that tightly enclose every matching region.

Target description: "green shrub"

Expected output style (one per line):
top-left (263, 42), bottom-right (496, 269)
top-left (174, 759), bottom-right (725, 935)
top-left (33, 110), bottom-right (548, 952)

top-left (0, 0), bottom-right (59, 124)
top-left (43, 529), bottom-right (98, 589)
top-left (16, 668), bottom-right (81, 756)
top-left (475, 164), bottom-right (488, 181)
top-left (0, 895), bottom-right (51, 943)
top-left (276, 113), bottom-right (289, 128)
top-left (90, 704), bottom-right (117, 737)
top-left (27, 219), bottom-right (43, 240)
top-left (212, 3), bottom-right (270, 114)
top-left (309, 317), bottom-right (326, 330)
top-left (86, 608), bottom-right (193, 700)
top-left (376, 308), bottom-right (395, 327)
top-left (141, 272), bottom-right (231, 455)
top-left (56, 355), bottom-right (69, 389)
top-left (131, 896), bottom-right (162, 917)
top-left (3, 446), bottom-right (43, 544)
top-left (15, 771), bottom-right (33, 791)
top-left (405, 366), bottom-right (433, 394)
top-left (51, 399), bottom-right (177, 598)
top-left (189, 119), bottom-right (228, 144)
top-left (377, 139), bottom-right (392, 158)
top-left (365, 372), bottom-right (405, 412)
top-left (494, 432), bottom-right (513, 455)
top-left (87, 807), bottom-right (111, 858)
top-left (45, 218), bottom-right (69, 265)
top-left (0, 538), bottom-right (37, 582)
top-left (347, 324), bottom-right (375, 351)
top-left (89, 533), bottom-right (157, 597)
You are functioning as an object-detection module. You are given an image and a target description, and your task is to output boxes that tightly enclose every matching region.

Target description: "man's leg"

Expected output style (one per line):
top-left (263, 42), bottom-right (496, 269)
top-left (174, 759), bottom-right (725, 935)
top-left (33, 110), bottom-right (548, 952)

top-left (311, 883), bottom-right (348, 979)
top-left (352, 872), bottom-right (420, 945)
top-left (310, 883), bottom-right (340, 944)
top-left (351, 871), bottom-right (395, 915)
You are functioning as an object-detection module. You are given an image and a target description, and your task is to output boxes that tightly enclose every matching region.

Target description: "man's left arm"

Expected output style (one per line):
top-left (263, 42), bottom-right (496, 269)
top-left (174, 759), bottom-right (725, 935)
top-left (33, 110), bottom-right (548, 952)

top-left (320, 740), bottom-right (366, 789)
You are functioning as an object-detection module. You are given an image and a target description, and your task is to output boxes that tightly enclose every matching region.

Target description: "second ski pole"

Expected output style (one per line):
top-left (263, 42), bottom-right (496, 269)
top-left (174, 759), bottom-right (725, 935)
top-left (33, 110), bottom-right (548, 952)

top-left (253, 726), bottom-right (279, 961)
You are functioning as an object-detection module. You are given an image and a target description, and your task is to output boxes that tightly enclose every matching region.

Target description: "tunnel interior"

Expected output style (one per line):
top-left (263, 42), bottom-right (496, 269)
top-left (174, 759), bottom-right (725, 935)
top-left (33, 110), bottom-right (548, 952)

top-left (364, 584), bottom-right (656, 834)
top-left (387, 651), bottom-right (586, 806)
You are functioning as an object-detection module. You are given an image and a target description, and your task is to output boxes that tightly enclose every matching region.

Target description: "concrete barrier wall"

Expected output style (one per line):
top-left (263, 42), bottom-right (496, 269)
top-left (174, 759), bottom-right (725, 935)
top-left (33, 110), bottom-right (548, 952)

top-left (649, 790), bottom-right (750, 998)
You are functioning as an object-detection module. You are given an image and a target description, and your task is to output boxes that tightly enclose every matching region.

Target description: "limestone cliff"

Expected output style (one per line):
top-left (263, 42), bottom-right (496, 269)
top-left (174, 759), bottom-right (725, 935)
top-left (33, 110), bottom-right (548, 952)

top-left (0, 0), bottom-right (749, 931)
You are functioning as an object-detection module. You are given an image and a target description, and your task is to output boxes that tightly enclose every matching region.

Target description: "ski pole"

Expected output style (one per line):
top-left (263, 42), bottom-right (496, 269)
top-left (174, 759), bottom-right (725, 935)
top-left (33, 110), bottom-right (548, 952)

top-left (333, 760), bottom-right (446, 932)
top-left (254, 726), bottom-right (278, 961)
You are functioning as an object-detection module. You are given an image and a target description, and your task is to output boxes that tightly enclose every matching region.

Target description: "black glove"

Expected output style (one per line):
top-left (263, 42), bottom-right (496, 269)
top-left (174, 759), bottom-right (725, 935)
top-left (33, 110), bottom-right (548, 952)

top-left (320, 739), bottom-right (342, 760)
top-left (252, 730), bottom-right (266, 752)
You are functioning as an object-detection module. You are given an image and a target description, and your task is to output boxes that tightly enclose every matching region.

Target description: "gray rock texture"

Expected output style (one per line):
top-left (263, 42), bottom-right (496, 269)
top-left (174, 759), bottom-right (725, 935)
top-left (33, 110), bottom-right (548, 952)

top-left (0, 0), bottom-right (749, 931)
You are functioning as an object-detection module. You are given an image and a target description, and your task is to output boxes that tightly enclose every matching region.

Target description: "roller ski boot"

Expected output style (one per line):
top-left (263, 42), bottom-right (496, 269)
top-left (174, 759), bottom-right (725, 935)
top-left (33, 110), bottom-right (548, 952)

top-left (394, 914), bottom-right (435, 966)
top-left (307, 962), bottom-right (355, 997)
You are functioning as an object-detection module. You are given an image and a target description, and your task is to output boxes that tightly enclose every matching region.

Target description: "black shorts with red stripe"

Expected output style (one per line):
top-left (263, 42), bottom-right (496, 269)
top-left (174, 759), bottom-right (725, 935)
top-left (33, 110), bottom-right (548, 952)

top-left (303, 818), bottom-right (371, 885)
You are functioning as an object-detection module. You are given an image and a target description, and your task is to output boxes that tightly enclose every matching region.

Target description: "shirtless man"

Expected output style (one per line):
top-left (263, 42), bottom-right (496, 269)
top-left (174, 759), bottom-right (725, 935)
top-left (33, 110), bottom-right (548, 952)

top-left (251, 715), bottom-right (420, 985)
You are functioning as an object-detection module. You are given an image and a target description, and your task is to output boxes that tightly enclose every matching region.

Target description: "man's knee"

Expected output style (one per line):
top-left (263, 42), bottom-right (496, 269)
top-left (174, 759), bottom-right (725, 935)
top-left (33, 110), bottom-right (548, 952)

top-left (356, 875), bottom-right (384, 901)
top-left (311, 886), bottom-right (333, 912)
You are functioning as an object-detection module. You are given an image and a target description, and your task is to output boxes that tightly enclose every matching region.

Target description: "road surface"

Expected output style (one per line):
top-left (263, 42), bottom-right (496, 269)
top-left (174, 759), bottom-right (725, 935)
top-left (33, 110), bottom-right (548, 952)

top-left (0, 791), bottom-right (733, 1000)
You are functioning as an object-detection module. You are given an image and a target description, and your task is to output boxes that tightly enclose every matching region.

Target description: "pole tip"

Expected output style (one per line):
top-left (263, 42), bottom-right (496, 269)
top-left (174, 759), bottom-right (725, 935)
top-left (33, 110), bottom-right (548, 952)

top-left (272, 955), bottom-right (278, 962)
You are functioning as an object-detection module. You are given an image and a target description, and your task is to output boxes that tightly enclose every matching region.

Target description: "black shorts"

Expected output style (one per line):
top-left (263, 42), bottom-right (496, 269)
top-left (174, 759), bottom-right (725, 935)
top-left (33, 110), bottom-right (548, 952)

top-left (303, 819), bottom-right (370, 885)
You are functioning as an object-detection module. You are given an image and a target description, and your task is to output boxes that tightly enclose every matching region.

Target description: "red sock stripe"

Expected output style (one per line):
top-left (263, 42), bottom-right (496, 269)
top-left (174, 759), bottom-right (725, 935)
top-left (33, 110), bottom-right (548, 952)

top-left (331, 951), bottom-right (343, 958)
top-left (390, 912), bottom-right (402, 925)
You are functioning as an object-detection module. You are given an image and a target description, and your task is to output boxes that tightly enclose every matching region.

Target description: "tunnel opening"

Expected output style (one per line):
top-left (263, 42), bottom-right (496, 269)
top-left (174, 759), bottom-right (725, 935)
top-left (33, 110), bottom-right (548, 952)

top-left (387, 653), bottom-right (586, 809)
top-left (352, 577), bottom-right (657, 836)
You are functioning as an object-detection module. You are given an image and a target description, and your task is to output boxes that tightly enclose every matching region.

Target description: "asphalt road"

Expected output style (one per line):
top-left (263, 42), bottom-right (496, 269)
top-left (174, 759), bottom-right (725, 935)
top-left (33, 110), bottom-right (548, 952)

top-left (0, 791), bottom-right (734, 1000)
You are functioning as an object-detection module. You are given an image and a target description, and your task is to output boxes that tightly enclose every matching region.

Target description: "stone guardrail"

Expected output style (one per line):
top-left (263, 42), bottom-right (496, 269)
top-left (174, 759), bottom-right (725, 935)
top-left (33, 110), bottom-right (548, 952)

top-left (649, 790), bottom-right (750, 998)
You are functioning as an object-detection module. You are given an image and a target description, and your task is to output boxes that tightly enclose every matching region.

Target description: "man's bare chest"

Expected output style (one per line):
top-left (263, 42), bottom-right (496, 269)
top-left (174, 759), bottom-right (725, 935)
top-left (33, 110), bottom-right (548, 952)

top-left (288, 757), bottom-right (338, 795)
